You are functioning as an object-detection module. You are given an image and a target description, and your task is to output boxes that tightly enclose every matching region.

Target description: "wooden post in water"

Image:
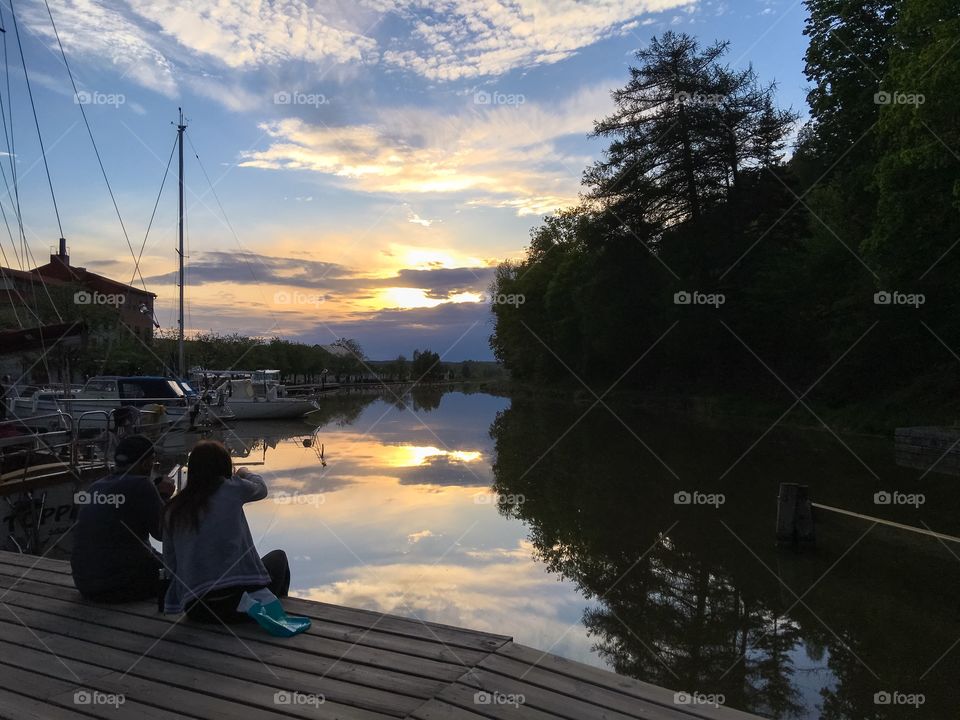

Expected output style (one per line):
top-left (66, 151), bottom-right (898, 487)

top-left (776, 483), bottom-right (816, 548)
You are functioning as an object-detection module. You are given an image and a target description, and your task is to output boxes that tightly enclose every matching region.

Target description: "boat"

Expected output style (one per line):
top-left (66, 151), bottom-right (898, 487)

top-left (4, 375), bottom-right (231, 430)
top-left (0, 413), bottom-right (111, 555)
top-left (194, 370), bottom-right (319, 420)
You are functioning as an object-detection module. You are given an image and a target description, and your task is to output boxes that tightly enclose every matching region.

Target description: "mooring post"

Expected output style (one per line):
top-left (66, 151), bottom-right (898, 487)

top-left (776, 483), bottom-right (815, 548)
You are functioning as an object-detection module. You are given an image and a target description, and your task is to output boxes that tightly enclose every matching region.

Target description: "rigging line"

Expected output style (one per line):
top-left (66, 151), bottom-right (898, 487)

top-left (4, 2), bottom-right (62, 328)
top-left (185, 134), bottom-right (269, 311)
top-left (0, 195), bottom-right (31, 310)
top-left (0, 15), bottom-right (53, 388)
top-left (0, 277), bottom-right (23, 328)
top-left (43, 0), bottom-right (149, 294)
top-left (130, 134), bottom-right (177, 287)
top-left (9, 0), bottom-right (63, 239)
top-left (0, 168), bottom-right (22, 269)
top-left (185, 134), bottom-right (244, 243)
top-left (0, 6), bottom-right (22, 271)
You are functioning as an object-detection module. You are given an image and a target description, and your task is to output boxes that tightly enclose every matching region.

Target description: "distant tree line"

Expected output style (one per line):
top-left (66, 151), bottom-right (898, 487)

top-left (490, 0), bottom-right (958, 426)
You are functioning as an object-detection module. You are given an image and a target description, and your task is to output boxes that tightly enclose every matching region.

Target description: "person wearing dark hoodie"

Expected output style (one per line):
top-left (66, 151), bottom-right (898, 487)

top-left (71, 435), bottom-right (174, 602)
top-left (162, 439), bottom-right (289, 623)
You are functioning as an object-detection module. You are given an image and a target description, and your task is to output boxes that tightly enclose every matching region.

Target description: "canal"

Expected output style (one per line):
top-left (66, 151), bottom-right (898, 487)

top-left (104, 389), bottom-right (960, 718)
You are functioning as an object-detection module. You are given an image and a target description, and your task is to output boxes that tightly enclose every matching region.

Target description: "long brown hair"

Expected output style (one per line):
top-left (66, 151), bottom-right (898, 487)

top-left (164, 440), bottom-right (233, 531)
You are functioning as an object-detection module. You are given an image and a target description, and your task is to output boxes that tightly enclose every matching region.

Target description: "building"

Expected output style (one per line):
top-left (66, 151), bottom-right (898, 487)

top-left (0, 239), bottom-right (156, 341)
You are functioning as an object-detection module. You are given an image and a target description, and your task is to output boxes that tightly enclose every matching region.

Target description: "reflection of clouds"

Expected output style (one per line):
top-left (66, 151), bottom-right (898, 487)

top-left (381, 444), bottom-right (482, 468)
top-left (394, 453), bottom-right (493, 487)
top-left (298, 540), bottom-right (606, 669)
top-left (239, 393), bottom-right (611, 670)
top-left (267, 465), bottom-right (355, 495)
top-left (406, 529), bottom-right (435, 544)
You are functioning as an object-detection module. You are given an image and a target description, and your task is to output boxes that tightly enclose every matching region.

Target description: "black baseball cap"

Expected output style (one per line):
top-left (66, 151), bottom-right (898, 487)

top-left (114, 435), bottom-right (157, 467)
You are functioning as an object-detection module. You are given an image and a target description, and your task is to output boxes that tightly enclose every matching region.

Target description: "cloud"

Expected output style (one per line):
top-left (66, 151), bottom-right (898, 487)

top-left (378, 0), bottom-right (697, 81)
top-left (32, 1), bottom-right (691, 93)
top-left (125, 0), bottom-right (380, 69)
top-left (297, 544), bottom-right (603, 664)
top-left (27, 0), bottom-right (177, 96)
top-left (142, 251), bottom-right (350, 287)
top-left (143, 250), bottom-right (493, 298)
top-left (302, 301), bottom-right (494, 360)
top-left (394, 452), bottom-right (493, 486)
top-left (239, 83), bottom-right (614, 215)
top-left (406, 529), bottom-right (435, 543)
top-left (407, 210), bottom-right (435, 227)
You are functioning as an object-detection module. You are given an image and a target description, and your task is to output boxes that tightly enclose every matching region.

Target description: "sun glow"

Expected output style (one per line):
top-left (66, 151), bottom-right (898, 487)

top-left (386, 445), bottom-right (483, 467)
top-left (376, 287), bottom-right (483, 310)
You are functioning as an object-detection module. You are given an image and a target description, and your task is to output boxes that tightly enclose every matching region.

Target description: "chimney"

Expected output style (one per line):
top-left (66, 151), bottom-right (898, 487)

top-left (51, 237), bottom-right (69, 266)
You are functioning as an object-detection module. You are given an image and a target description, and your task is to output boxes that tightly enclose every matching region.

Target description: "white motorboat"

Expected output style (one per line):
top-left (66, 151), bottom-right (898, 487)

top-left (196, 370), bottom-right (319, 420)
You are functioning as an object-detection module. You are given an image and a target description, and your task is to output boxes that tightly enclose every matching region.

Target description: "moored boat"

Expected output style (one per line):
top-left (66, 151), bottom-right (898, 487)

top-left (5, 375), bottom-right (231, 429)
top-left (194, 370), bottom-right (319, 420)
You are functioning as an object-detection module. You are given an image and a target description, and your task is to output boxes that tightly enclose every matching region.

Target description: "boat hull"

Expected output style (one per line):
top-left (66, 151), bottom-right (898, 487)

top-left (226, 399), bottom-right (318, 420)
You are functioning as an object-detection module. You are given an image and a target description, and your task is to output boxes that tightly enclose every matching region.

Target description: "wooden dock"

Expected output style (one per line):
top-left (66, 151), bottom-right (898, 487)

top-left (0, 550), bottom-right (762, 719)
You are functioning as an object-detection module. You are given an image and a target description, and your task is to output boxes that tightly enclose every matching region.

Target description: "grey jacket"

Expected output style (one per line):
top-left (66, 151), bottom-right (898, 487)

top-left (163, 473), bottom-right (271, 613)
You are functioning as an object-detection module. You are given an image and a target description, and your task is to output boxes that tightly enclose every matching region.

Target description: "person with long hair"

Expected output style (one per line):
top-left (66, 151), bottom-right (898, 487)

top-left (162, 440), bottom-right (290, 623)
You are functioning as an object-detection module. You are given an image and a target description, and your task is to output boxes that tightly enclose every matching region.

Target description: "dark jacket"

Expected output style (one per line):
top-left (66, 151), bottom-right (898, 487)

top-left (71, 472), bottom-right (164, 597)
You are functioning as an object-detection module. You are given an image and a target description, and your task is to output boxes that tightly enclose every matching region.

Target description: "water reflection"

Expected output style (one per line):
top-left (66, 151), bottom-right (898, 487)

top-left (490, 395), bottom-right (960, 719)
top-left (124, 388), bottom-right (960, 719)
top-left (233, 390), bottom-right (604, 667)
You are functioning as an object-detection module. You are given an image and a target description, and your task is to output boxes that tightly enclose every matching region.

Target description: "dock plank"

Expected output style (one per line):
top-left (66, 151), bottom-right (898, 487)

top-left (0, 578), bottom-right (462, 693)
top-left (0, 550), bottom-right (766, 720)
top-left (0, 609), bottom-right (420, 717)
top-left (0, 551), bottom-right (507, 651)
top-left (0, 687), bottom-right (92, 720)
top-left (0, 570), bottom-right (489, 670)
top-left (0, 562), bottom-right (493, 667)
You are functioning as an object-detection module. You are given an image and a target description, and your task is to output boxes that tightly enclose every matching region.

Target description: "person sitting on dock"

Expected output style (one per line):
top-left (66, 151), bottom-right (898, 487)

top-left (161, 440), bottom-right (290, 623)
top-left (71, 435), bottom-right (174, 602)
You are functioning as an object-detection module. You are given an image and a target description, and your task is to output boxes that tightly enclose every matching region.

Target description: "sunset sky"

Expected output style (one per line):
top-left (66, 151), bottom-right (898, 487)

top-left (4, 0), bottom-right (807, 359)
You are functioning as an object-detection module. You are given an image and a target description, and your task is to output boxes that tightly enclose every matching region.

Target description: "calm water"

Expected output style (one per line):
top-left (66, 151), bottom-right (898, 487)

top-left (154, 389), bottom-right (959, 718)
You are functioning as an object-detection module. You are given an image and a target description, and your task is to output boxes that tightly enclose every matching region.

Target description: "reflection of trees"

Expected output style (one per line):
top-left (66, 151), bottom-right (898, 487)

top-left (409, 386), bottom-right (443, 413)
top-left (490, 398), bottom-right (805, 719)
top-left (388, 386), bottom-right (446, 414)
top-left (312, 392), bottom-right (381, 426)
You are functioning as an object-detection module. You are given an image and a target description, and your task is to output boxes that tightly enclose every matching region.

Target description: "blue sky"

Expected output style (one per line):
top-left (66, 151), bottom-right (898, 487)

top-left (2, 0), bottom-right (809, 360)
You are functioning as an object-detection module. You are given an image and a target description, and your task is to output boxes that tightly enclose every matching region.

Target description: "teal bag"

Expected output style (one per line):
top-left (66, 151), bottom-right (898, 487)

top-left (237, 589), bottom-right (311, 637)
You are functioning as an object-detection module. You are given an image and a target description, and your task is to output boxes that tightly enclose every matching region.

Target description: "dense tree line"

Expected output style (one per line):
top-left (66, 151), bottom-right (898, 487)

top-left (491, 0), bottom-right (959, 427)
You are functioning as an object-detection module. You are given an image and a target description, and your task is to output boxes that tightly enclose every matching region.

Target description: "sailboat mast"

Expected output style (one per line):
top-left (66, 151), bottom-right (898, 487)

top-left (177, 108), bottom-right (186, 379)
